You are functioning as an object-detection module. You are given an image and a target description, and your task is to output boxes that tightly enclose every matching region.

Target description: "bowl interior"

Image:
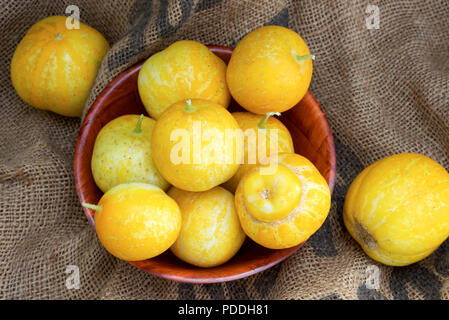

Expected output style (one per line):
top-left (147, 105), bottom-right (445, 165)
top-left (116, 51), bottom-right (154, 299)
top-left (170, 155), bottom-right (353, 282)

top-left (74, 45), bottom-right (336, 283)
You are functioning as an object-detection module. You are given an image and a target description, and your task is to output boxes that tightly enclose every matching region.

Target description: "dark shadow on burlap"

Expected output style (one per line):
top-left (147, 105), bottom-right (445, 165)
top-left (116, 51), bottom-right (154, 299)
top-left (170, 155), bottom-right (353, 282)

top-left (1, 0), bottom-right (448, 300)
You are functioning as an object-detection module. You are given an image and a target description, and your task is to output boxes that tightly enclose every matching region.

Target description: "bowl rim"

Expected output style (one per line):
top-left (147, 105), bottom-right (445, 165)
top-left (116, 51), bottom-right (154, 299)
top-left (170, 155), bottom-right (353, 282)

top-left (74, 45), bottom-right (336, 283)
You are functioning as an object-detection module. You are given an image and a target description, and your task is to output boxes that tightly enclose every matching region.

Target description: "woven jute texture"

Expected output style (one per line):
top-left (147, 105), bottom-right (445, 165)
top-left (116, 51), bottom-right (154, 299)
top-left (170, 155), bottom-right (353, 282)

top-left (1, 0), bottom-right (448, 300)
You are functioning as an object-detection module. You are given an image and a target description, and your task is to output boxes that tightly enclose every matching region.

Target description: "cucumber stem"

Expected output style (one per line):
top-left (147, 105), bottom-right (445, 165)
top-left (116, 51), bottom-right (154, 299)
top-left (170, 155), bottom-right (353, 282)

top-left (82, 202), bottom-right (102, 212)
top-left (184, 99), bottom-right (195, 113)
top-left (133, 114), bottom-right (144, 134)
top-left (295, 54), bottom-right (315, 63)
top-left (257, 112), bottom-right (281, 129)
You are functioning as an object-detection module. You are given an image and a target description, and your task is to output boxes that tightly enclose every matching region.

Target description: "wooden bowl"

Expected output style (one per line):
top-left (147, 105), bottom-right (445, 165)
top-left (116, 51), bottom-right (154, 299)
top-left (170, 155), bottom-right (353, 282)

top-left (74, 45), bottom-right (336, 283)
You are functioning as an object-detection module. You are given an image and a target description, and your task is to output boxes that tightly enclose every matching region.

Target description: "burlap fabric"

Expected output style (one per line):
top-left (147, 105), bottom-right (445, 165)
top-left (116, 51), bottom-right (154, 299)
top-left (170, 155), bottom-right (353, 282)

top-left (1, 0), bottom-right (448, 300)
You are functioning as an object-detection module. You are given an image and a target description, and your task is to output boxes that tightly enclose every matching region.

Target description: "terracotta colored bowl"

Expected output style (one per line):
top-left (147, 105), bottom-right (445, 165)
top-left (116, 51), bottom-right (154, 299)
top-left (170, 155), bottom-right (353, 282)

top-left (74, 45), bottom-right (336, 283)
